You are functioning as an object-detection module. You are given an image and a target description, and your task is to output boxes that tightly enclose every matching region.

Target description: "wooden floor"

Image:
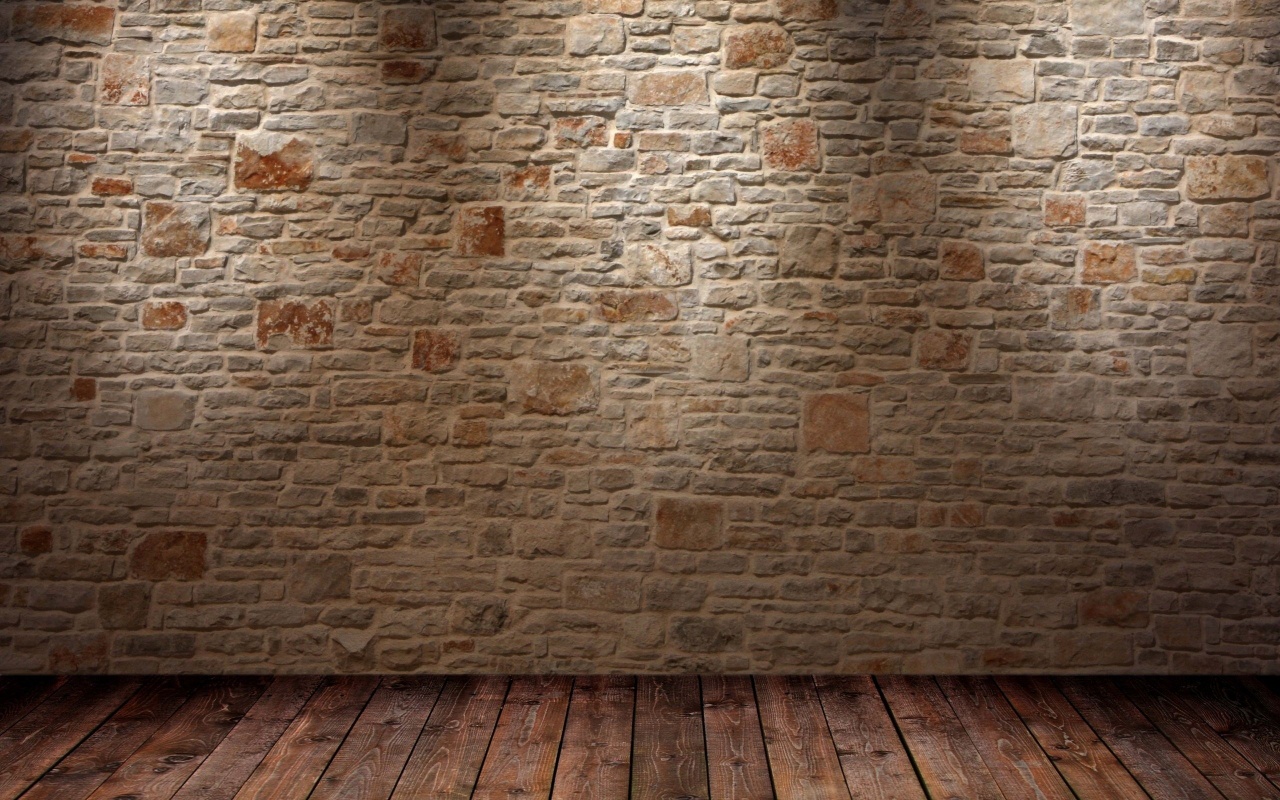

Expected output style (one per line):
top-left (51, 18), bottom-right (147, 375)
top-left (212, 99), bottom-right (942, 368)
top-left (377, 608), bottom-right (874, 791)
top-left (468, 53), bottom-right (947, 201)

top-left (1, 675), bottom-right (1278, 799)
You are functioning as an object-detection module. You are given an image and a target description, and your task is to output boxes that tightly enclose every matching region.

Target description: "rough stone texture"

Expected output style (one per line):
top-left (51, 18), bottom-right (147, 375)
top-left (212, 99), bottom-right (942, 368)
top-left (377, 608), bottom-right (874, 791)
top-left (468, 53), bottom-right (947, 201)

top-left (207, 12), bottom-right (256, 53)
top-left (141, 202), bottom-right (209, 258)
top-left (235, 134), bottom-right (313, 192)
top-left (100, 54), bottom-right (149, 106)
top-left (0, 0), bottom-right (1278, 676)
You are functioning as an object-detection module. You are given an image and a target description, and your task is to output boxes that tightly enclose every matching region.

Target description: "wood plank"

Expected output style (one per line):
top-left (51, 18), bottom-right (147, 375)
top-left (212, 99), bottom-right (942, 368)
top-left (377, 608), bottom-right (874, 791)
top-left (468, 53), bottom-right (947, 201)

top-left (0, 677), bottom-right (140, 800)
top-left (701, 676), bottom-right (774, 800)
top-left (937, 676), bottom-right (1074, 800)
top-left (1120, 677), bottom-right (1280, 800)
top-left (82, 677), bottom-right (270, 800)
top-left (309, 677), bottom-right (444, 800)
top-left (754, 676), bottom-right (850, 800)
top-left (0, 677), bottom-right (64, 738)
top-left (632, 675), bottom-right (710, 800)
top-left (232, 676), bottom-right (380, 800)
top-left (20, 678), bottom-right (194, 800)
top-left (878, 676), bottom-right (1004, 800)
top-left (814, 675), bottom-right (925, 800)
top-left (389, 676), bottom-right (507, 800)
top-left (1057, 677), bottom-right (1225, 800)
top-left (172, 676), bottom-right (325, 800)
top-left (551, 676), bottom-right (636, 800)
top-left (996, 676), bottom-right (1148, 800)
top-left (1162, 677), bottom-right (1280, 781)
top-left (472, 675), bottom-right (572, 800)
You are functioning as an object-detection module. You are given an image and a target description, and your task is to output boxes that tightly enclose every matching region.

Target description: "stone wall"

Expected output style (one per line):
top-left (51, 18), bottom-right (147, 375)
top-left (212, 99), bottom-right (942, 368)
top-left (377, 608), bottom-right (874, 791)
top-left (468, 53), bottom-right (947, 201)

top-left (0, 0), bottom-right (1277, 674)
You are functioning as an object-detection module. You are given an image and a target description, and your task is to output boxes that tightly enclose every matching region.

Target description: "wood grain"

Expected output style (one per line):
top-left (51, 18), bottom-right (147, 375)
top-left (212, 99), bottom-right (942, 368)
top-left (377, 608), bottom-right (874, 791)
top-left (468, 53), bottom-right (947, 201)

top-left (172, 676), bottom-right (325, 800)
top-left (754, 675), bottom-right (850, 800)
top-left (551, 676), bottom-right (635, 800)
top-left (21, 677), bottom-right (194, 800)
top-left (1164, 677), bottom-right (1280, 781)
top-left (82, 677), bottom-right (270, 800)
top-left (232, 676), bottom-right (380, 800)
top-left (309, 677), bottom-right (444, 800)
top-left (996, 675), bottom-right (1148, 800)
top-left (389, 676), bottom-right (508, 800)
top-left (1057, 677), bottom-right (1225, 800)
top-left (937, 675), bottom-right (1074, 800)
top-left (0, 677), bottom-right (140, 800)
top-left (1120, 677), bottom-right (1280, 800)
top-left (701, 675), bottom-right (775, 800)
top-left (632, 675), bottom-right (710, 800)
top-left (878, 675), bottom-right (1004, 800)
top-left (814, 675), bottom-right (926, 800)
top-left (472, 675), bottom-right (572, 800)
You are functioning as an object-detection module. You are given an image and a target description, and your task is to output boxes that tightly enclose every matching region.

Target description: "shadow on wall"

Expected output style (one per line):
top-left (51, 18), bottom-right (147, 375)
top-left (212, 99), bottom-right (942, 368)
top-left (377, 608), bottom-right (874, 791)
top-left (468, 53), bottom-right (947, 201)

top-left (0, 0), bottom-right (1278, 674)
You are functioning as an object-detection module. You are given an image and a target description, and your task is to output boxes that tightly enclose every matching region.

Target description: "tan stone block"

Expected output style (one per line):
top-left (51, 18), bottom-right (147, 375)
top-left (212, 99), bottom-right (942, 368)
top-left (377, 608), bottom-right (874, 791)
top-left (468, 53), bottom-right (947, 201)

top-left (585, 0), bottom-right (644, 13)
top-left (554, 116), bottom-right (609, 149)
top-left (1044, 193), bottom-right (1086, 227)
top-left (628, 400), bottom-right (680, 450)
top-left (656, 498), bottom-right (724, 549)
top-left (91, 177), bottom-right (133, 196)
top-left (142, 202), bottom-right (209, 258)
top-left (1185, 156), bottom-right (1270, 200)
top-left (567, 15), bottom-right (625, 56)
top-left (100, 54), bottom-right (148, 105)
top-left (1012, 104), bottom-right (1077, 158)
top-left (969, 60), bottom-right (1035, 103)
top-left (803, 393), bottom-right (870, 453)
top-left (566, 573), bottom-right (642, 611)
top-left (691, 336), bottom-right (749, 382)
top-left (632, 242), bottom-right (692, 286)
top-left (598, 290), bottom-right (678, 323)
top-left (877, 172), bottom-right (936, 223)
top-left (207, 11), bottom-right (256, 53)
top-left (135, 390), bottom-right (195, 431)
top-left (781, 225), bottom-right (840, 278)
top-left (505, 165), bottom-right (553, 201)
top-left (510, 362), bottom-right (599, 415)
top-left (629, 71), bottom-right (708, 106)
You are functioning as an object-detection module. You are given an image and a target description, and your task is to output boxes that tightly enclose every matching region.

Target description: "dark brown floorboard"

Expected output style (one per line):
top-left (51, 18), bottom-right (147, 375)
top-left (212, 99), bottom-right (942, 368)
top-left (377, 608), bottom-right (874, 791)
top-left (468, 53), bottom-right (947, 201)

top-left (6, 675), bottom-right (1279, 799)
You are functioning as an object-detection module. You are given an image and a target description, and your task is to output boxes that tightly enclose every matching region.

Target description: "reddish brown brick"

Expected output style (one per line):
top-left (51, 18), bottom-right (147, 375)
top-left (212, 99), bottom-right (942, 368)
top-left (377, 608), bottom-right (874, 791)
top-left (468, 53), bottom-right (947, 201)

top-left (455, 206), bottom-right (505, 257)
top-left (380, 7), bottom-right (436, 52)
top-left (381, 60), bottom-right (429, 84)
top-left (505, 165), bottom-right (552, 201)
top-left (761, 118), bottom-right (820, 171)
top-left (656, 497), bottom-right (724, 550)
top-left (142, 301), bottom-right (187, 330)
top-left (141, 202), bottom-right (209, 258)
top-left (256, 299), bottom-right (334, 349)
top-left (375, 251), bottom-right (424, 286)
top-left (1045, 193), bottom-right (1086, 227)
top-left (13, 4), bottom-right (116, 45)
top-left (803, 393), bottom-right (870, 453)
top-left (413, 329), bottom-right (461, 372)
top-left (235, 135), bottom-right (313, 193)
top-left (916, 330), bottom-right (973, 371)
top-left (938, 241), bottom-right (985, 281)
top-left (959, 129), bottom-right (1010, 154)
top-left (130, 532), bottom-right (206, 581)
top-left (19, 525), bottom-right (53, 555)
top-left (1082, 242), bottom-right (1137, 283)
top-left (724, 24), bottom-right (794, 69)
top-left (668, 205), bottom-right (712, 227)
top-left (91, 177), bottom-right (133, 196)
top-left (70, 377), bottom-right (96, 402)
